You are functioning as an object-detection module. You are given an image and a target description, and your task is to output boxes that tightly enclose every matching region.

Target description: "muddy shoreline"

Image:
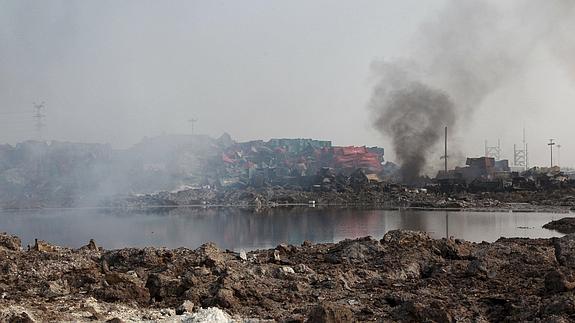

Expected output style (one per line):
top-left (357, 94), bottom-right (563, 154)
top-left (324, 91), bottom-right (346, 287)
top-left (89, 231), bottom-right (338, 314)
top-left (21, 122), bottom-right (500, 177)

top-left (4, 183), bottom-right (575, 215)
top-left (97, 186), bottom-right (575, 215)
top-left (2, 225), bottom-right (575, 322)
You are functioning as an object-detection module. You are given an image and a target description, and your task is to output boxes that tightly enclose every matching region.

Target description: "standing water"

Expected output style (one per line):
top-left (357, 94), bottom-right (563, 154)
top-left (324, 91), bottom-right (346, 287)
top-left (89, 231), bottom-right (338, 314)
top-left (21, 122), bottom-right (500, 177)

top-left (0, 207), bottom-right (567, 251)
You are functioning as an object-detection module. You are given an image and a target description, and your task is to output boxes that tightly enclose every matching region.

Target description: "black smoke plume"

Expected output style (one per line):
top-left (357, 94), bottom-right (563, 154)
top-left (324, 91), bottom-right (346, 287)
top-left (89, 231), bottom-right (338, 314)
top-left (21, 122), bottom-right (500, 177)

top-left (369, 0), bottom-right (575, 182)
top-left (370, 64), bottom-right (455, 183)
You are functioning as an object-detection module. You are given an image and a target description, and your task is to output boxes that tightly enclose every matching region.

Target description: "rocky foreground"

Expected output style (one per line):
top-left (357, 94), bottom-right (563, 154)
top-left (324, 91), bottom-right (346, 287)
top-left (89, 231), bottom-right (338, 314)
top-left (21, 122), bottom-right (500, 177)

top-left (2, 230), bottom-right (575, 322)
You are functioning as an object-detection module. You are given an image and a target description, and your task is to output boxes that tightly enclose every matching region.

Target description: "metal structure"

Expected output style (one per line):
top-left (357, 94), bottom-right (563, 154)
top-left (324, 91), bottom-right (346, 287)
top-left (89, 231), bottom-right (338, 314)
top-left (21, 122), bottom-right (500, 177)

top-left (548, 139), bottom-right (556, 168)
top-left (513, 128), bottom-right (528, 170)
top-left (485, 139), bottom-right (501, 160)
top-left (33, 102), bottom-right (46, 140)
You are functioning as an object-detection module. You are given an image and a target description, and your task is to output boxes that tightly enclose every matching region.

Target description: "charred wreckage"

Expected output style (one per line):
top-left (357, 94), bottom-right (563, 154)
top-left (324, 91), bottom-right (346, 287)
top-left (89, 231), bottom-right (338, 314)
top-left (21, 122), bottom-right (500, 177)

top-left (0, 134), bottom-right (574, 209)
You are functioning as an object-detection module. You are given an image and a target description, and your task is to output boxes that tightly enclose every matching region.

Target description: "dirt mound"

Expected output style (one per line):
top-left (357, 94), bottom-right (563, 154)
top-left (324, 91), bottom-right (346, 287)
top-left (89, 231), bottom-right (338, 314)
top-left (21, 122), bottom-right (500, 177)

top-left (1, 230), bottom-right (575, 321)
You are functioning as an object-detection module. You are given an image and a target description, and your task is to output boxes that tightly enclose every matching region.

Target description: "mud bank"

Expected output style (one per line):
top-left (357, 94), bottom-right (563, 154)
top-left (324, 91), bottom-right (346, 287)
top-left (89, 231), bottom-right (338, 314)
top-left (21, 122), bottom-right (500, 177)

top-left (544, 217), bottom-right (575, 234)
top-left (2, 229), bottom-right (575, 322)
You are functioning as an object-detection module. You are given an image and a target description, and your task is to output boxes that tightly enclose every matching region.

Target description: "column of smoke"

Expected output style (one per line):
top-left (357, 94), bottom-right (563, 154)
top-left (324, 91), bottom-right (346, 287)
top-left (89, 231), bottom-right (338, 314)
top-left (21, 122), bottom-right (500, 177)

top-left (369, 0), bottom-right (575, 183)
top-left (370, 63), bottom-right (456, 184)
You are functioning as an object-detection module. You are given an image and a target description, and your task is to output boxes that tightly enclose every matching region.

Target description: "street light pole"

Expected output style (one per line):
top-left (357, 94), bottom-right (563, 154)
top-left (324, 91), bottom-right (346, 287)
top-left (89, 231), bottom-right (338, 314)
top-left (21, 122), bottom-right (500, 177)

top-left (548, 139), bottom-right (555, 168)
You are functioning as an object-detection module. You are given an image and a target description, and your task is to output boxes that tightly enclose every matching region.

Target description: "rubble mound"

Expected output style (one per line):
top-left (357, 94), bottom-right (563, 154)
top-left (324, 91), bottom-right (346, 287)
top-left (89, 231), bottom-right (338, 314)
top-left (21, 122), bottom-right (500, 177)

top-left (0, 232), bottom-right (21, 251)
top-left (2, 231), bottom-right (575, 321)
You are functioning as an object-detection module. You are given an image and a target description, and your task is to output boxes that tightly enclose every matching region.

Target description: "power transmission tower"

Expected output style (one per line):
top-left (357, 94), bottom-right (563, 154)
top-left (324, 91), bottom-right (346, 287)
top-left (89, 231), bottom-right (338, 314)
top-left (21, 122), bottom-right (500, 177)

top-left (33, 102), bottom-right (46, 140)
top-left (513, 128), bottom-right (528, 170)
top-left (485, 139), bottom-right (501, 160)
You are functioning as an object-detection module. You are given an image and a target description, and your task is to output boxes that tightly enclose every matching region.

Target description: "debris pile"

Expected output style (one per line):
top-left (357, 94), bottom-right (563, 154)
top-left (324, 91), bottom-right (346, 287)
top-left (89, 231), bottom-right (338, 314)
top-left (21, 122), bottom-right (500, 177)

top-left (2, 230), bottom-right (575, 321)
top-left (436, 156), bottom-right (574, 194)
top-left (218, 137), bottom-right (385, 188)
top-left (111, 183), bottom-right (575, 213)
top-left (1, 136), bottom-right (573, 211)
top-left (0, 135), bottom-right (388, 209)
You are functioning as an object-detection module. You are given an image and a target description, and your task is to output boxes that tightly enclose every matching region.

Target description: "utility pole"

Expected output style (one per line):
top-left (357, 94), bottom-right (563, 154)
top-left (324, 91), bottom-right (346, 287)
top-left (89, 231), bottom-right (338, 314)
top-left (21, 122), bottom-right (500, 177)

top-left (523, 125), bottom-right (529, 170)
top-left (525, 143), bottom-right (529, 169)
top-left (557, 144), bottom-right (562, 168)
top-left (548, 139), bottom-right (555, 168)
top-left (444, 126), bottom-right (448, 174)
top-left (188, 118), bottom-right (198, 135)
top-left (33, 102), bottom-right (46, 140)
top-left (440, 126), bottom-right (448, 176)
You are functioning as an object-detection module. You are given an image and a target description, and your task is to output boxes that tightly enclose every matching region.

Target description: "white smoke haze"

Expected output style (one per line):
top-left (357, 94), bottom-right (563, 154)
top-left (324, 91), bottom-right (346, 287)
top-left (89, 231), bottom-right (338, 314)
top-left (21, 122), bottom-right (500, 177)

top-left (369, 0), bottom-right (575, 178)
top-left (546, 3), bottom-right (575, 82)
top-left (0, 0), bottom-right (574, 168)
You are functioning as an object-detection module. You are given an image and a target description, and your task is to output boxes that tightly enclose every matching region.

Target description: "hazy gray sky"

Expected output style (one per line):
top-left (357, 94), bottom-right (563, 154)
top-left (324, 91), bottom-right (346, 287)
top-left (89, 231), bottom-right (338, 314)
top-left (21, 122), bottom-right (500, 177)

top-left (1, 0), bottom-right (574, 168)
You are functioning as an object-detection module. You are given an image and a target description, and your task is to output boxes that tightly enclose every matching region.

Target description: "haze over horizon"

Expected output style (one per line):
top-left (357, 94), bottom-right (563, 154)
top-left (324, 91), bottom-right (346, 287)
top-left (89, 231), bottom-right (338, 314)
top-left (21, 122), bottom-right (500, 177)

top-left (1, 0), bottom-right (574, 169)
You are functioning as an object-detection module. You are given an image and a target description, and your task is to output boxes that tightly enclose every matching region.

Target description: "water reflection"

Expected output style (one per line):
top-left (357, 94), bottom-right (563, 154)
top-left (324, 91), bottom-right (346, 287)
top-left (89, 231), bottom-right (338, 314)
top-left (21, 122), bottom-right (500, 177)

top-left (0, 207), bottom-right (567, 251)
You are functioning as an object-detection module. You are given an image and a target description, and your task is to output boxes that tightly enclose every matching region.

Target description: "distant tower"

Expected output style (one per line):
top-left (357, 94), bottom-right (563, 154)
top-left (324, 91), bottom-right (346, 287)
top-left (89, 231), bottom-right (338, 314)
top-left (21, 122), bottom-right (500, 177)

top-left (548, 139), bottom-right (556, 168)
top-left (188, 118), bottom-right (198, 135)
top-left (513, 128), bottom-right (528, 170)
top-left (33, 102), bottom-right (46, 140)
top-left (440, 126), bottom-right (448, 174)
top-left (485, 139), bottom-right (501, 160)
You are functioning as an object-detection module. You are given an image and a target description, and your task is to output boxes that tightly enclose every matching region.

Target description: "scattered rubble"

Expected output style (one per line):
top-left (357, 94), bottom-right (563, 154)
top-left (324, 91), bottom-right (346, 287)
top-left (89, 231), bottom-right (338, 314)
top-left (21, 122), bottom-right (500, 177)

top-left (2, 230), bottom-right (575, 321)
top-left (0, 136), bottom-right (390, 210)
top-left (0, 232), bottom-right (20, 251)
top-left (437, 157), bottom-right (575, 193)
top-left (1, 136), bottom-right (574, 211)
top-left (109, 184), bottom-right (575, 213)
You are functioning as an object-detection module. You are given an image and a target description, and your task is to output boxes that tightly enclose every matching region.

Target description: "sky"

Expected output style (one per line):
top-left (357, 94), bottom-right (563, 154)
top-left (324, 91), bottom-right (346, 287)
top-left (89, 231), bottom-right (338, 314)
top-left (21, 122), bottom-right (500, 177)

top-left (0, 0), bottom-right (574, 169)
